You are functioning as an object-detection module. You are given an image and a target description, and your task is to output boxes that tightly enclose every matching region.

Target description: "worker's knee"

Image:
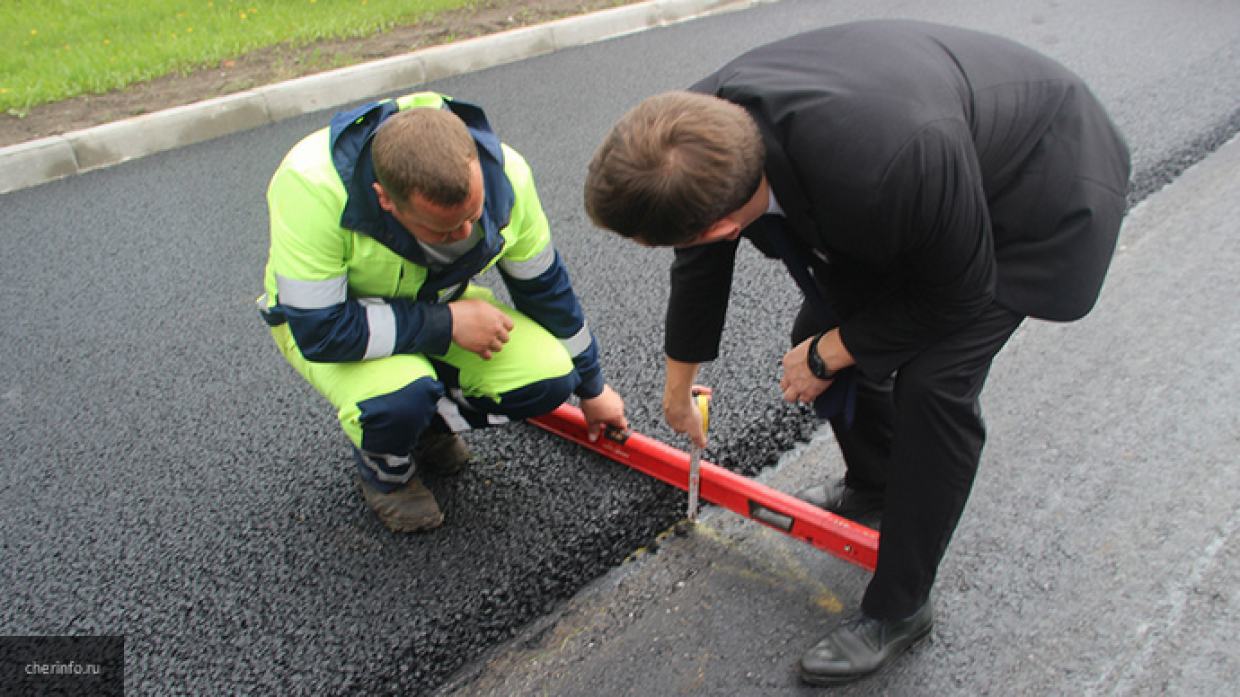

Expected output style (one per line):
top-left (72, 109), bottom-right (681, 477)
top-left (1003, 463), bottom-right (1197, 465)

top-left (468, 372), bottom-right (577, 420)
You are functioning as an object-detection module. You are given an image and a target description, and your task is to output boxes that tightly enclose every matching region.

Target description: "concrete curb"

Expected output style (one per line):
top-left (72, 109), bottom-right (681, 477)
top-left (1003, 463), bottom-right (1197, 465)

top-left (0, 0), bottom-right (762, 195)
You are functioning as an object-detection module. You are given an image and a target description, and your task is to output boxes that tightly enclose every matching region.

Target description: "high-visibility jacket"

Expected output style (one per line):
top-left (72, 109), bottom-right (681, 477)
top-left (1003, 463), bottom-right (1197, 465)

top-left (261, 92), bottom-right (604, 398)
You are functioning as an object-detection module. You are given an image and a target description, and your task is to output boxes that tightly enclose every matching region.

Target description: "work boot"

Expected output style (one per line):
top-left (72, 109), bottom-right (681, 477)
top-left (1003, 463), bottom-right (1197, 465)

top-left (359, 477), bottom-right (444, 533)
top-left (796, 478), bottom-right (884, 530)
top-left (799, 602), bottom-right (934, 685)
top-left (413, 429), bottom-right (471, 476)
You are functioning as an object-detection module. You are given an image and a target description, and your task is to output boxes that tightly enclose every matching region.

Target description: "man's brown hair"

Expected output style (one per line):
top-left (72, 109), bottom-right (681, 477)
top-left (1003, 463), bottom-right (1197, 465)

top-left (372, 107), bottom-right (477, 209)
top-left (584, 91), bottom-right (765, 246)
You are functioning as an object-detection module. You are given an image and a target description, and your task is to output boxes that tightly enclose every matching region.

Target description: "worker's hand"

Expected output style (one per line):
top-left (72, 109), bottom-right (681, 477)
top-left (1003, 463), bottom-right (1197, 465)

top-left (664, 384), bottom-right (712, 449)
top-left (448, 298), bottom-right (515, 360)
top-left (780, 337), bottom-right (832, 405)
top-left (579, 385), bottom-right (628, 442)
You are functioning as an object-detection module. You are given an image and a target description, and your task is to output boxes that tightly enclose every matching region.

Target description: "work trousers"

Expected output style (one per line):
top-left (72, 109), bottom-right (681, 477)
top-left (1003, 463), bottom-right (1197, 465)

top-left (272, 286), bottom-right (578, 492)
top-left (793, 300), bottom-right (1025, 619)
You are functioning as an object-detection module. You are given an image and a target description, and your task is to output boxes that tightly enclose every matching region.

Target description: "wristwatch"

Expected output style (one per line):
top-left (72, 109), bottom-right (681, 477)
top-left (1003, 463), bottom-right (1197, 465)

top-left (806, 332), bottom-right (838, 380)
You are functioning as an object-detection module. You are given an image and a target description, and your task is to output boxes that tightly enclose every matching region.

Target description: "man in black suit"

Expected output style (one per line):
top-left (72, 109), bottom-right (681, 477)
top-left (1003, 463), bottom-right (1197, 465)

top-left (584, 20), bottom-right (1130, 685)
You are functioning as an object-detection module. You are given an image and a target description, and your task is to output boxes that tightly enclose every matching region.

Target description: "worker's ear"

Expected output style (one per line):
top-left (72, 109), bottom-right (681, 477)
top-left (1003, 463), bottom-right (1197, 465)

top-left (373, 182), bottom-right (397, 214)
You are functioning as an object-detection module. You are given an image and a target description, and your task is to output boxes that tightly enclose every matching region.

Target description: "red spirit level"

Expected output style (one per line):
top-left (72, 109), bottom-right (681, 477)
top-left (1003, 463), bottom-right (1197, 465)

top-left (529, 404), bottom-right (879, 572)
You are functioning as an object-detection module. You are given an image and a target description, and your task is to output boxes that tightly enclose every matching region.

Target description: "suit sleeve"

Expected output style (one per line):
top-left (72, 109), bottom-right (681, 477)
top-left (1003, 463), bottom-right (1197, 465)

top-left (837, 120), bottom-right (997, 378)
top-left (665, 238), bottom-right (741, 363)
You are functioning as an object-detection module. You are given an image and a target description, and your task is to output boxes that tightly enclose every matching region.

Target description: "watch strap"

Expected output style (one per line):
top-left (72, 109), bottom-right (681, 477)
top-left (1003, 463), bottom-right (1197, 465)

top-left (807, 332), bottom-right (837, 380)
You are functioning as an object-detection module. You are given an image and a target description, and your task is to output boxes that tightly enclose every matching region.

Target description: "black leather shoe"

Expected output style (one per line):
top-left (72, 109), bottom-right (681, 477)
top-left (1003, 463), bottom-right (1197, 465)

top-left (799, 602), bottom-right (933, 686)
top-left (796, 478), bottom-right (884, 530)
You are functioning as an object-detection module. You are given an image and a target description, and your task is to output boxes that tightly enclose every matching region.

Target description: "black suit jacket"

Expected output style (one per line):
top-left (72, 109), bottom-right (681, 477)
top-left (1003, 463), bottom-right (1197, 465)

top-left (666, 20), bottom-right (1131, 379)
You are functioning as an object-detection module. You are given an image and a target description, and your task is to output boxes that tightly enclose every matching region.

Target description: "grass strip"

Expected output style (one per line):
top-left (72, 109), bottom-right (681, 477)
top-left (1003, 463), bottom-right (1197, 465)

top-left (1, 0), bottom-right (481, 113)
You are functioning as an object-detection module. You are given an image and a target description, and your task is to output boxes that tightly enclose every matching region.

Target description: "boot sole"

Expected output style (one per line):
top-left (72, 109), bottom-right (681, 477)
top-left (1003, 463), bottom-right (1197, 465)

top-left (382, 511), bottom-right (445, 533)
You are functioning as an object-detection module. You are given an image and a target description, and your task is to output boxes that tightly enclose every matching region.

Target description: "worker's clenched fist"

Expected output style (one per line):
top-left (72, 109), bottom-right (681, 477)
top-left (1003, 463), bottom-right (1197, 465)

top-left (448, 298), bottom-right (515, 359)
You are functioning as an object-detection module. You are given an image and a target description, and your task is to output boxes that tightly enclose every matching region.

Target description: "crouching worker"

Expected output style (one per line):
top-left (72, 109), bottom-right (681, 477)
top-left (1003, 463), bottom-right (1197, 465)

top-left (260, 92), bottom-right (627, 532)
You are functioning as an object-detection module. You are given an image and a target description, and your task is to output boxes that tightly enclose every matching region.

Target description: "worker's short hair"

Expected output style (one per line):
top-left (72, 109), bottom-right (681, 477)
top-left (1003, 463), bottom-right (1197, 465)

top-left (584, 91), bottom-right (765, 246)
top-left (372, 107), bottom-right (477, 209)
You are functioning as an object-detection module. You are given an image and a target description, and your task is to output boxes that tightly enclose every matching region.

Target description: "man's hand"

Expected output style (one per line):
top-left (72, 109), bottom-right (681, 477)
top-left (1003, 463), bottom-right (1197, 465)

top-left (448, 298), bottom-right (515, 359)
top-left (781, 328), bottom-right (854, 405)
top-left (780, 338), bottom-right (832, 405)
top-left (664, 384), bottom-right (713, 449)
top-left (579, 385), bottom-right (628, 442)
top-left (663, 357), bottom-right (710, 447)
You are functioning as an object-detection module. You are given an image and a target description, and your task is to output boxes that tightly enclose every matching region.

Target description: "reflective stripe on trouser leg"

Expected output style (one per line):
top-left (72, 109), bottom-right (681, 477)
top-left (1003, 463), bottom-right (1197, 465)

top-left (353, 447), bottom-right (417, 492)
top-left (435, 390), bottom-right (510, 433)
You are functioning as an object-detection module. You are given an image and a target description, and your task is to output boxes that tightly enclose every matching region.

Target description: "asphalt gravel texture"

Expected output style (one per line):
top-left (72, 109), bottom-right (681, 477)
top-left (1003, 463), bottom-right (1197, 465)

top-left (2, 0), bottom-right (1240, 694)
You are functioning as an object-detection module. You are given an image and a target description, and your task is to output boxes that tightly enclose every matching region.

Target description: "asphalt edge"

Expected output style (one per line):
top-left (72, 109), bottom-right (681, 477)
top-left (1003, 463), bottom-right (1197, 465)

top-left (0, 0), bottom-right (765, 195)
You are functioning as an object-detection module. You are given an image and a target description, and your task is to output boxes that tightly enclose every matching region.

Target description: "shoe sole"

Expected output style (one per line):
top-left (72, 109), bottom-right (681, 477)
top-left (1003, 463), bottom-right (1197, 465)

top-left (382, 511), bottom-right (445, 533)
top-left (797, 622), bottom-right (933, 686)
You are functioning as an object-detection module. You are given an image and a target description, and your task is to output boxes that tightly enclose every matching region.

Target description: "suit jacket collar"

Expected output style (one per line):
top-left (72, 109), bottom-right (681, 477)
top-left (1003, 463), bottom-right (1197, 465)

top-left (751, 110), bottom-right (820, 252)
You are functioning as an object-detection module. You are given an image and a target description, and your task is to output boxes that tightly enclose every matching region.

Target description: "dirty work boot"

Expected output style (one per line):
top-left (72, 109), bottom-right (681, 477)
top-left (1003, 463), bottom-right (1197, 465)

top-left (799, 602), bottom-right (934, 685)
top-left (413, 429), bottom-right (471, 476)
top-left (796, 478), bottom-right (884, 531)
top-left (359, 476), bottom-right (444, 533)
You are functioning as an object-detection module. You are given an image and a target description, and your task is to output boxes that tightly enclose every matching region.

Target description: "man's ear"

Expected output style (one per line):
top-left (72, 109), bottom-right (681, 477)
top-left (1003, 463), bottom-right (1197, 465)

top-left (696, 217), bottom-right (743, 244)
top-left (373, 182), bottom-right (396, 213)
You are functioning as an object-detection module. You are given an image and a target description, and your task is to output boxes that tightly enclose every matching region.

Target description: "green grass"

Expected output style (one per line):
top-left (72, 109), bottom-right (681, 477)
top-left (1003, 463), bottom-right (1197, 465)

top-left (0, 0), bottom-right (485, 113)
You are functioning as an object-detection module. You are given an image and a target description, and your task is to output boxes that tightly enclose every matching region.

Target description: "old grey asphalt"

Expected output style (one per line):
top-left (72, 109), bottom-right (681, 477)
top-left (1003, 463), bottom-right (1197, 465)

top-left (2, 0), bottom-right (1238, 695)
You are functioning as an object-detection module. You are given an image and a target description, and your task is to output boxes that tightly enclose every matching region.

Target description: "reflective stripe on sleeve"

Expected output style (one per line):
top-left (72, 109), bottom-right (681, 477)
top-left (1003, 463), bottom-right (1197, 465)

top-left (360, 298), bottom-right (397, 360)
top-left (561, 324), bottom-right (593, 357)
top-left (499, 244), bottom-right (556, 281)
top-left (275, 274), bottom-right (348, 309)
